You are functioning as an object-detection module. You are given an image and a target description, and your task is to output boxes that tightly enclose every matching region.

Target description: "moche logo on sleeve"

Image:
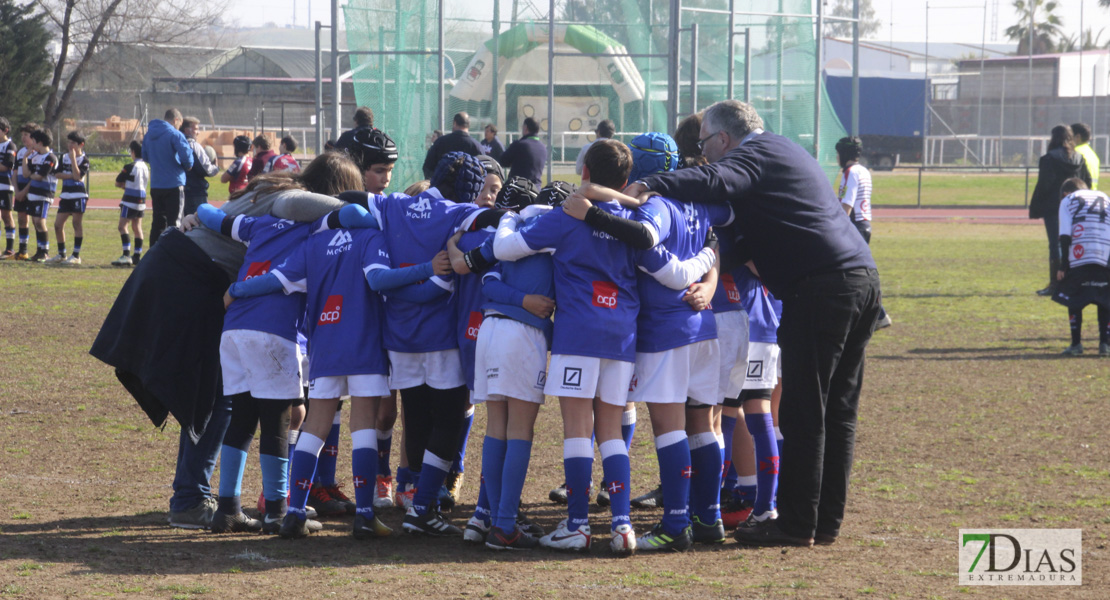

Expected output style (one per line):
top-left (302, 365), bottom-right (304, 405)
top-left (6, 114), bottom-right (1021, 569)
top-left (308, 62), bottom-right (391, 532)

top-left (959, 529), bottom-right (1081, 586)
top-left (318, 295), bottom-right (343, 325)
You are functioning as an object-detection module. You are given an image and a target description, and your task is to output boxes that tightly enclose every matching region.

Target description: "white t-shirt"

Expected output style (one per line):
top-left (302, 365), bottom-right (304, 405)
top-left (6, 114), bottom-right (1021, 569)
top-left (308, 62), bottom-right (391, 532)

top-left (1059, 189), bottom-right (1110, 268)
top-left (838, 163), bottom-right (872, 222)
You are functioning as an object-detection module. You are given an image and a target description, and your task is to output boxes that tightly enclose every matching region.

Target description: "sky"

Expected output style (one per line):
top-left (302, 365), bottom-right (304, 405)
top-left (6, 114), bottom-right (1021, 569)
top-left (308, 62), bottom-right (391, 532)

top-left (222, 0), bottom-right (1101, 45)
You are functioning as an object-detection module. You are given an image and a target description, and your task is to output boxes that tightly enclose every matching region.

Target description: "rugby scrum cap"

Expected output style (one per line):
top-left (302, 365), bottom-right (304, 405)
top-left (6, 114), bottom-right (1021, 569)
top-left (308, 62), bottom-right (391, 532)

top-left (627, 132), bottom-right (679, 182)
top-left (538, 180), bottom-right (577, 207)
top-left (476, 154), bottom-right (504, 181)
top-left (494, 176), bottom-right (540, 211)
top-left (348, 128), bottom-right (398, 170)
top-left (431, 151), bottom-right (486, 204)
top-left (232, 135), bottom-right (251, 155)
top-left (835, 136), bottom-right (863, 160)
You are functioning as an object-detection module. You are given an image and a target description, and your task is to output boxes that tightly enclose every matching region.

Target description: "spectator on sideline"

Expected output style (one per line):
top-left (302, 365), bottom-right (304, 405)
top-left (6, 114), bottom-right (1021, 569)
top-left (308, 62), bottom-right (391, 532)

top-left (1029, 125), bottom-right (1093, 297)
top-left (181, 117), bottom-right (219, 217)
top-left (499, 117), bottom-right (546, 185)
top-left (624, 99), bottom-right (881, 548)
top-left (248, 135), bottom-right (277, 181)
top-left (480, 124), bottom-right (505, 161)
top-left (422, 112), bottom-right (482, 178)
top-left (335, 106), bottom-right (375, 152)
top-left (575, 119), bottom-right (615, 175)
top-left (143, 108), bottom-right (193, 246)
top-left (1072, 123), bottom-right (1100, 191)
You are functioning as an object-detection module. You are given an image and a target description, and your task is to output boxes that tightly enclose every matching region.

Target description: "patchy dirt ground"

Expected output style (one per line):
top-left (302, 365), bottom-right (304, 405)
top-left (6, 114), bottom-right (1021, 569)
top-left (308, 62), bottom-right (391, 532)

top-left (0, 216), bottom-right (1106, 599)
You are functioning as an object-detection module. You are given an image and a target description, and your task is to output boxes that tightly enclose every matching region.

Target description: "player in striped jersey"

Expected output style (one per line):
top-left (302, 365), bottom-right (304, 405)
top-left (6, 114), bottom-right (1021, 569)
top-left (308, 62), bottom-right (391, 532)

top-left (8, 123), bottom-right (38, 260)
top-left (113, 141), bottom-right (149, 266)
top-left (22, 129), bottom-right (58, 262)
top-left (1053, 178), bottom-right (1110, 356)
top-left (264, 136), bottom-right (301, 174)
top-left (837, 136), bottom-right (890, 328)
top-left (0, 118), bottom-right (16, 258)
top-left (221, 136), bottom-right (253, 195)
top-left (45, 132), bottom-right (89, 264)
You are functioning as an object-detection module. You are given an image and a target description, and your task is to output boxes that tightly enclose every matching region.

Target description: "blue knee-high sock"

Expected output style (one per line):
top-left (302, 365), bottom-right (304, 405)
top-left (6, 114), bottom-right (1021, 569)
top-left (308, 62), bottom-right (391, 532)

top-left (351, 429), bottom-right (378, 517)
top-left (721, 415), bottom-right (738, 489)
top-left (563, 437), bottom-right (593, 532)
top-left (396, 466), bottom-right (413, 487)
top-left (315, 409), bottom-right (342, 486)
top-left (494, 439), bottom-right (533, 532)
top-left (480, 436), bottom-right (507, 526)
top-left (218, 445), bottom-right (250, 502)
top-left (473, 477), bottom-right (491, 524)
top-left (746, 412), bottom-right (779, 516)
top-left (653, 431), bottom-right (691, 534)
top-left (288, 432), bottom-right (325, 518)
top-left (411, 450), bottom-right (452, 515)
top-left (689, 432), bottom-right (723, 524)
top-left (621, 406), bottom-right (637, 452)
top-left (259, 453), bottom-right (289, 502)
top-left (376, 428), bottom-right (393, 477)
top-left (286, 429), bottom-right (300, 493)
top-left (599, 439), bottom-right (632, 530)
top-left (774, 426), bottom-right (784, 458)
top-left (452, 406), bottom-right (475, 473)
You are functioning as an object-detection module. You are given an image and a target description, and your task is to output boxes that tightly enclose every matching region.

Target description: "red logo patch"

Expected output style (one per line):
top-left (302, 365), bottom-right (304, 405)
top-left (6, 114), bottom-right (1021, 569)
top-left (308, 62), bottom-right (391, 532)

top-left (295, 479), bottom-right (312, 490)
top-left (319, 295), bottom-right (343, 324)
top-left (722, 273), bottom-right (741, 303)
top-left (244, 260), bottom-right (271, 280)
top-left (681, 466), bottom-right (694, 479)
top-left (465, 311), bottom-right (483, 340)
top-left (607, 481), bottom-right (625, 495)
top-left (592, 281), bottom-right (618, 309)
top-left (353, 476), bottom-right (367, 488)
top-left (1073, 244), bottom-right (1085, 260)
top-left (322, 445), bottom-right (338, 457)
top-left (759, 456), bottom-right (780, 475)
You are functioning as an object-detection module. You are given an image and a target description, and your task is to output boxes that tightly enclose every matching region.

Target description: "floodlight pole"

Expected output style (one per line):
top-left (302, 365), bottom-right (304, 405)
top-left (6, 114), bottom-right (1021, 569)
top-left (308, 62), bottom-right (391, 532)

top-left (492, 0), bottom-right (501, 128)
top-left (851, 0), bottom-right (859, 137)
top-left (690, 23), bottom-right (699, 114)
top-left (439, 0), bottom-right (445, 132)
top-left (316, 21), bottom-right (323, 152)
top-left (547, 0), bottom-right (555, 185)
top-left (813, 0), bottom-right (823, 158)
top-left (727, 0), bottom-right (735, 99)
top-left (331, 0), bottom-right (340, 142)
top-left (744, 28), bottom-right (751, 103)
top-left (667, 0), bottom-right (681, 132)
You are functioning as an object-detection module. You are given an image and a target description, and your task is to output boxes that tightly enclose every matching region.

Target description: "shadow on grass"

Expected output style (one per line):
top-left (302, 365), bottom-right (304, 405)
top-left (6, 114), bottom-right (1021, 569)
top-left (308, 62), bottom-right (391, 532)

top-left (873, 352), bottom-right (1066, 361)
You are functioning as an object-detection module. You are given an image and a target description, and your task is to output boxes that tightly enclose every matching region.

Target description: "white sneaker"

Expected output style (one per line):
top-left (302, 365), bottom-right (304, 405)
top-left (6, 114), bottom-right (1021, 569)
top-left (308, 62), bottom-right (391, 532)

top-left (64, 255), bottom-right (81, 265)
top-left (44, 254), bottom-right (65, 264)
top-left (112, 255), bottom-right (132, 266)
top-left (373, 475), bottom-right (394, 509)
top-left (539, 519), bottom-right (591, 552)
top-left (462, 515), bottom-right (490, 544)
top-left (610, 523), bottom-right (637, 556)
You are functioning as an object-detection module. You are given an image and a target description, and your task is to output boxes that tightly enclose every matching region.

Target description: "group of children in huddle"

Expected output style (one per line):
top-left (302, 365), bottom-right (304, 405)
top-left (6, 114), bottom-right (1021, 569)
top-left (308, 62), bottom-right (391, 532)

top-left (185, 116), bottom-right (787, 556)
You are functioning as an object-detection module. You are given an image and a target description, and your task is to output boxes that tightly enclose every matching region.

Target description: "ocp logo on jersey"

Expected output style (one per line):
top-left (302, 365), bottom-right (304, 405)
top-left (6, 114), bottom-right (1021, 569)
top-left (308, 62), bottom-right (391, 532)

top-left (959, 529), bottom-right (1080, 586)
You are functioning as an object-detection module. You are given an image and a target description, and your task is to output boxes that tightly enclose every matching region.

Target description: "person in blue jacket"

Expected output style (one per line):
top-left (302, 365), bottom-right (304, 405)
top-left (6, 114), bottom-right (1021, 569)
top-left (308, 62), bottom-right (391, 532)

top-left (143, 108), bottom-right (194, 246)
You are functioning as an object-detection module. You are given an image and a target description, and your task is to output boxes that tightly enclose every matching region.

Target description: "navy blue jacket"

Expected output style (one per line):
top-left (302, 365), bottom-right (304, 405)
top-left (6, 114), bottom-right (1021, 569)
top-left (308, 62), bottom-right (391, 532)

top-left (642, 132), bottom-right (875, 297)
top-left (142, 119), bottom-right (193, 189)
top-left (499, 136), bottom-right (546, 184)
top-left (423, 130), bottom-right (483, 178)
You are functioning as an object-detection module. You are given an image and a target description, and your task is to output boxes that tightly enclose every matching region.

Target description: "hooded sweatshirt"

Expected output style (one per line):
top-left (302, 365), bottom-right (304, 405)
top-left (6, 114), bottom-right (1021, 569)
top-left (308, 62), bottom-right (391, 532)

top-left (142, 119), bottom-right (193, 190)
top-left (1029, 148), bottom-right (1093, 219)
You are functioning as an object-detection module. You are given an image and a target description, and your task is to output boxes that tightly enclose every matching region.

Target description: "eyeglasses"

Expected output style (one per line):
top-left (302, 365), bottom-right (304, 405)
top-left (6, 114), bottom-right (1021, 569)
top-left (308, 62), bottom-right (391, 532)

top-left (697, 130), bottom-right (721, 152)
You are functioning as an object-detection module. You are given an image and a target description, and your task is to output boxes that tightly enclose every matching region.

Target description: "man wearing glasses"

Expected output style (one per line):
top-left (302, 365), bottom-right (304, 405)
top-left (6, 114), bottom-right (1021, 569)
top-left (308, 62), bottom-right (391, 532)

top-left (624, 99), bottom-right (882, 548)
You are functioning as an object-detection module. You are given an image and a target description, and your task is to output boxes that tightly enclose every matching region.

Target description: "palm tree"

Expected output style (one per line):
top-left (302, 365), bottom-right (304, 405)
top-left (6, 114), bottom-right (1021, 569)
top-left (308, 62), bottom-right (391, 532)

top-left (1058, 28), bottom-right (1106, 52)
top-left (1004, 0), bottom-right (1063, 55)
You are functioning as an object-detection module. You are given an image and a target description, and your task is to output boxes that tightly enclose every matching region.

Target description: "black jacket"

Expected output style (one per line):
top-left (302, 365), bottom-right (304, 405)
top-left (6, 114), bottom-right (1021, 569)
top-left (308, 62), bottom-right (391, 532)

top-left (1029, 148), bottom-right (1092, 219)
top-left (422, 130), bottom-right (483, 178)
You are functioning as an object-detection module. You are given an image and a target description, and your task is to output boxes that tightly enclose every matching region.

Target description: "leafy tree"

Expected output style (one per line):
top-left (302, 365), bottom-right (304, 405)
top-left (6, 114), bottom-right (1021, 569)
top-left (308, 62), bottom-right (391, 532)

top-left (1004, 0), bottom-right (1063, 55)
top-left (828, 0), bottom-right (882, 39)
top-left (0, 0), bottom-right (52, 125)
top-left (1058, 28), bottom-right (1106, 52)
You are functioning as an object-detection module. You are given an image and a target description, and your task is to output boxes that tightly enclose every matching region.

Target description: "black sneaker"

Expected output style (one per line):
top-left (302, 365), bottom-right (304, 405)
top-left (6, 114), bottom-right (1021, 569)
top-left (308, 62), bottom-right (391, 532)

top-left (548, 482), bottom-right (568, 504)
top-left (352, 514), bottom-right (392, 539)
top-left (210, 509), bottom-right (262, 534)
top-left (30, 250), bottom-right (48, 263)
top-left (516, 511), bottom-right (544, 537)
top-left (485, 525), bottom-right (540, 550)
top-left (402, 507), bottom-right (461, 536)
top-left (631, 485), bottom-right (663, 509)
top-left (278, 513), bottom-right (312, 539)
top-left (261, 512), bottom-right (285, 535)
top-left (636, 522), bottom-right (693, 552)
top-left (691, 515), bottom-right (726, 544)
top-left (596, 489), bottom-right (610, 507)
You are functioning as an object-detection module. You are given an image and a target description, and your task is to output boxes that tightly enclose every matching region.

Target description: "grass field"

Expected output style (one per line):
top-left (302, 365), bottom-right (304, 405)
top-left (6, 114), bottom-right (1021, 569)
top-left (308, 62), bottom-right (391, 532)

top-left (0, 211), bottom-right (1107, 598)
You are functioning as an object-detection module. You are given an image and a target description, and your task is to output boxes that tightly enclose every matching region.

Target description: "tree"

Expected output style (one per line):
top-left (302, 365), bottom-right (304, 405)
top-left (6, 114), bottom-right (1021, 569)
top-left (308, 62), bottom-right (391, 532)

top-left (828, 0), bottom-right (882, 39)
top-left (34, 0), bottom-right (224, 129)
top-left (1004, 0), bottom-right (1063, 55)
top-left (0, 0), bottom-right (52, 125)
top-left (1058, 28), bottom-right (1106, 52)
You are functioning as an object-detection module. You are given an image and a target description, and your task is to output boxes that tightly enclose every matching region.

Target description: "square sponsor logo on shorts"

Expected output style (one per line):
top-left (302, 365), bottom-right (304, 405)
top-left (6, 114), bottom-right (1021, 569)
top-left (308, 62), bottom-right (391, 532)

top-left (562, 367), bottom-right (582, 389)
top-left (959, 529), bottom-right (1081, 586)
top-left (747, 360), bottom-right (763, 379)
top-left (536, 371), bottom-right (546, 387)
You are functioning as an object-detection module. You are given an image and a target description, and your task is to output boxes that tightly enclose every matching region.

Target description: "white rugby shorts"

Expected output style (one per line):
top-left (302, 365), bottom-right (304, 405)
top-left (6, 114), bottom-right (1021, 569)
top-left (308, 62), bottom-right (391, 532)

top-left (473, 316), bottom-right (548, 405)
top-left (220, 329), bottom-right (304, 399)
top-left (742, 342), bottom-right (780, 390)
top-left (629, 339), bottom-right (721, 406)
top-left (388, 349), bottom-right (464, 390)
top-left (309, 374), bottom-right (390, 399)
top-left (714, 310), bottom-right (750, 401)
top-left (545, 354), bottom-right (634, 406)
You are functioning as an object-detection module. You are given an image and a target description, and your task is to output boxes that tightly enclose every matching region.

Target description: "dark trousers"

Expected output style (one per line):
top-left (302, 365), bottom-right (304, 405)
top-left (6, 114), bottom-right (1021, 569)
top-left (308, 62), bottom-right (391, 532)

top-left (1043, 211), bottom-right (1061, 285)
top-left (853, 220), bottom-right (887, 320)
top-left (775, 267), bottom-right (882, 540)
top-left (184, 194), bottom-right (208, 217)
top-left (400, 384), bottom-right (470, 472)
top-left (149, 187), bottom-right (184, 246)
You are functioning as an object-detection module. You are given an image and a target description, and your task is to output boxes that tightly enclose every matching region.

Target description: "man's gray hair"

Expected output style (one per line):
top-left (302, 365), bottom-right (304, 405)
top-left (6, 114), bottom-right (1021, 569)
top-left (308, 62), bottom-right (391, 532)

top-left (164, 108), bottom-right (182, 122)
top-left (703, 100), bottom-right (763, 141)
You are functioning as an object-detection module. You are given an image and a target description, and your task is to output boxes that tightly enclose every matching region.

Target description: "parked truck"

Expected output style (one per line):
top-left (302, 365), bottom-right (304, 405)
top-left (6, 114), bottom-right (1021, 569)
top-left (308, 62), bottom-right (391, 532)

top-left (825, 70), bottom-right (928, 170)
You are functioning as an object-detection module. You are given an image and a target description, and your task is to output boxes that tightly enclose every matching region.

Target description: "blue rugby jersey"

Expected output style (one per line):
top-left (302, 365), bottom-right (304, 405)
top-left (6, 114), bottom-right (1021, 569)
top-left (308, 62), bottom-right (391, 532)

top-left (634, 196), bottom-right (733, 353)
top-left (498, 202), bottom-right (640, 362)
top-left (480, 213), bottom-right (556, 343)
top-left (26, 151), bottom-right (58, 202)
top-left (59, 152), bottom-right (90, 200)
top-left (271, 227), bottom-right (392, 380)
top-left (367, 188), bottom-right (485, 353)
top-left (0, 140), bottom-right (15, 191)
top-left (745, 282), bottom-right (780, 345)
top-left (222, 215), bottom-right (314, 341)
top-left (456, 227), bottom-right (494, 391)
top-left (710, 230), bottom-right (752, 313)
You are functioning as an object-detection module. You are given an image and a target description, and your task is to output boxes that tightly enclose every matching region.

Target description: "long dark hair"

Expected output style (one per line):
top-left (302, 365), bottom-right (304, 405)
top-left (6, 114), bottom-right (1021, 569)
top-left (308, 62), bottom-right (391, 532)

top-left (675, 112), bottom-right (709, 168)
top-left (230, 151), bottom-right (362, 200)
top-left (1047, 124), bottom-right (1074, 157)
